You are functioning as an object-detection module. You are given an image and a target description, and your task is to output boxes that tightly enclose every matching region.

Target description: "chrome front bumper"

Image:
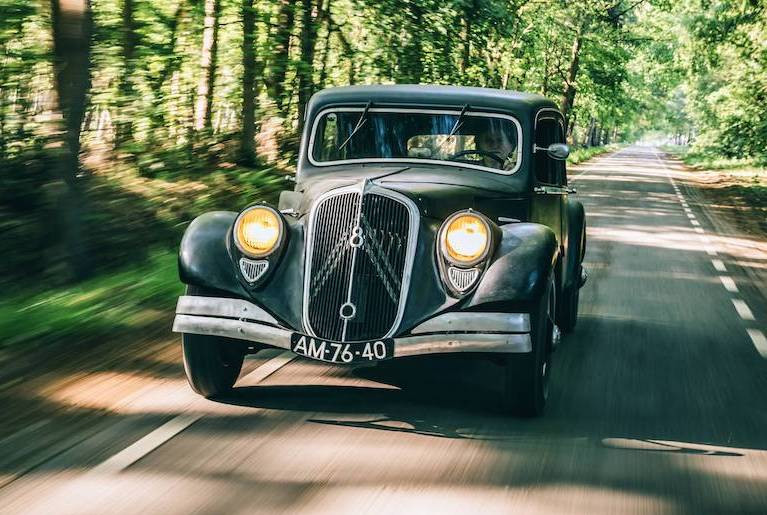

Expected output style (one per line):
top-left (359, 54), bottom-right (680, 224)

top-left (172, 296), bottom-right (532, 358)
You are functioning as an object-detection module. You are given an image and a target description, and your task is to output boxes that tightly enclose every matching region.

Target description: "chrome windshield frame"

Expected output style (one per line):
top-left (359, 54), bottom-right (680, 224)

top-left (307, 107), bottom-right (524, 176)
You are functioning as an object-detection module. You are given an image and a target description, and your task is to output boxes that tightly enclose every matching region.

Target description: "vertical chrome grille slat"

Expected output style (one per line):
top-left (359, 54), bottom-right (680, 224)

top-left (305, 186), bottom-right (415, 342)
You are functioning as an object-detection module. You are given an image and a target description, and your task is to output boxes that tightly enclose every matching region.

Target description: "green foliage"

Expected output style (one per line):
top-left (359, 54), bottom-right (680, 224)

top-left (0, 250), bottom-right (181, 349)
top-left (568, 144), bottom-right (621, 165)
top-left (1, 0), bottom-right (762, 290)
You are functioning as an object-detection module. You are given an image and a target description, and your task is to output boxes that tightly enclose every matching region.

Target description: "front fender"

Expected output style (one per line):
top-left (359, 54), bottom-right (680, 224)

top-left (179, 211), bottom-right (305, 330)
top-left (178, 211), bottom-right (246, 297)
top-left (467, 223), bottom-right (559, 309)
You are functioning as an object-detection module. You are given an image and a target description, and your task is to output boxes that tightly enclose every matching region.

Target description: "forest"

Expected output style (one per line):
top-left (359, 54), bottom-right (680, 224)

top-left (0, 0), bottom-right (765, 289)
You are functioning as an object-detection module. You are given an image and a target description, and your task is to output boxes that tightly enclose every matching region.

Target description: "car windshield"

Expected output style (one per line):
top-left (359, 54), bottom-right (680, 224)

top-left (310, 108), bottom-right (521, 173)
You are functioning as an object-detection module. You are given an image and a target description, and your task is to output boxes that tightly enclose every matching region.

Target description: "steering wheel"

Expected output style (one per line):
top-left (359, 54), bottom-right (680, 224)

top-left (448, 149), bottom-right (505, 166)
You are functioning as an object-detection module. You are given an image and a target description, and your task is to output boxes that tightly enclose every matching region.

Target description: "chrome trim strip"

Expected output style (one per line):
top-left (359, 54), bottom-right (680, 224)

top-left (301, 183), bottom-right (420, 342)
top-left (172, 314), bottom-right (531, 356)
top-left (307, 107), bottom-right (524, 176)
top-left (340, 180), bottom-right (366, 341)
top-left (173, 314), bottom-right (291, 349)
top-left (410, 312), bottom-right (530, 335)
top-left (175, 295), bottom-right (281, 327)
top-left (393, 333), bottom-right (531, 357)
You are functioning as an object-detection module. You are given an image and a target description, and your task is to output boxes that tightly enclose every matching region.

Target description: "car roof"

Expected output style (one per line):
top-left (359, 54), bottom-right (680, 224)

top-left (306, 84), bottom-right (559, 118)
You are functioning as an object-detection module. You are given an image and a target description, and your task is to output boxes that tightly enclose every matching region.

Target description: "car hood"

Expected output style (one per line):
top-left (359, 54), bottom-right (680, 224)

top-left (296, 165), bottom-right (529, 222)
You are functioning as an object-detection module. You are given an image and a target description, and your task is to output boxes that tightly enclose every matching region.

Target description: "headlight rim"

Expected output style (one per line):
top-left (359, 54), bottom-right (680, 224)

top-left (233, 204), bottom-right (285, 259)
top-left (438, 209), bottom-right (493, 267)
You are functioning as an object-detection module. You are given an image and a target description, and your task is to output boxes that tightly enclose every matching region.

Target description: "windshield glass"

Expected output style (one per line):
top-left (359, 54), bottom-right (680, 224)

top-left (310, 108), bottom-right (521, 173)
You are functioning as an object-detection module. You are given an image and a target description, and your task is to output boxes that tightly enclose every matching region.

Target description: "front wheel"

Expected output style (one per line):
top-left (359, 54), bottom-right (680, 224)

top-left (182, 285), bottom-right (245, 398)
top-left (502, 275), bottom-right (555, 417)
top-left (558, 229), bottom-right (585, 333)
top-left (182, 332), bottom-right (245, 398)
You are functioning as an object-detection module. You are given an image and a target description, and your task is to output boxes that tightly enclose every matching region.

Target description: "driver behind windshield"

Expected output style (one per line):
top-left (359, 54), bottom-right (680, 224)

top-left (475, 128), bottom-right (516, 170)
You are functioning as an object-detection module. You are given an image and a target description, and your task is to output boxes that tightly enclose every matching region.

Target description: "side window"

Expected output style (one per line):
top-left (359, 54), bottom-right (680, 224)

top-left (534, 118), bottom-right (556, 184)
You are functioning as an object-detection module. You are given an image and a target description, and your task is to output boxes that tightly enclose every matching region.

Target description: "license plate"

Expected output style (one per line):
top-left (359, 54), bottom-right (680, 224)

top-left (290, 333), bottom-right (394, 364)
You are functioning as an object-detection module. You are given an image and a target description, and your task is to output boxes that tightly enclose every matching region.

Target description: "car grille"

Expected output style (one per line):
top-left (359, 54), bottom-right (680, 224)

top-left (306, 188), bottom-right (413, 342)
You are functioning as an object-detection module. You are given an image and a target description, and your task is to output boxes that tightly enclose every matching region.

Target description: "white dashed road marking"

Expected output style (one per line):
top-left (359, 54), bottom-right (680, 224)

top-left (747, 330), bottom-right (767, 358)
top-left (653, 148), bottom-right (765, 359)
top-left (732, 299), bottom-right (756, 321)
top-left (719, 276), bottom-right (739, 293)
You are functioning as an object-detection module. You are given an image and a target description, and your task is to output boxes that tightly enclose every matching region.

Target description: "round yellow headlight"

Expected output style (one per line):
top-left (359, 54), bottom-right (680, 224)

top-left (235, 206), bottom-right (283, 257)
top-left (442, 213), bottom-right (490, 264)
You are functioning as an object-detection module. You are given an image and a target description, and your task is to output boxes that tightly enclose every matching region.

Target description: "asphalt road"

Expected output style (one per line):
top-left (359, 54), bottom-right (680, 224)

top-left (2, 146), bottom-right (767, 514)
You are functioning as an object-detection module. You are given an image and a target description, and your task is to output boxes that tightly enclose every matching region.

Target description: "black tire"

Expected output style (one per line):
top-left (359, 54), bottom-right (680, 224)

top-left (503, 276), bottom-right (555, 417)
top-left (558, 229), bottom-right (584, 333)
top-left (558, 281), bottom-right (579, 334)
top-left (181, 286), bottom-right (245, 398)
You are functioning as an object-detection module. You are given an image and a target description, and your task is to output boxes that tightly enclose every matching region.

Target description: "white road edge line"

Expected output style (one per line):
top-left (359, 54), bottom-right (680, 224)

top-left (747, 329), bottom-right (767, 358)
top-left (732, 299), bottom-right (756, 321)
top-left (91, 350), bottom-right (295, 474)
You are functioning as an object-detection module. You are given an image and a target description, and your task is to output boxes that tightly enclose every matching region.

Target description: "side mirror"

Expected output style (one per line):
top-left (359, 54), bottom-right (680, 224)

top-left (534, 143), bottom-right (570, 160)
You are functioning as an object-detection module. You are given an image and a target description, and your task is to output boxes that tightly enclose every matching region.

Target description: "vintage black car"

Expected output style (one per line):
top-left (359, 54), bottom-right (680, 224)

top-left (172, 85), bottom-right (587, 416)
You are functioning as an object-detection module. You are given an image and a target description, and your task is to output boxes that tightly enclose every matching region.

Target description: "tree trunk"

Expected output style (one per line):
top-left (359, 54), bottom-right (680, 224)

top-left (268, 0), bottom-right (296, 111)
top-left (51, 0), bottom-right (93, 280)
top-left (584, 116), bottom-right (595, 147)
top-left (401, 2), bottom-right (423, 83)
top-left (115, 0), bottom-right (137, 147)
top-left (567, 112), bottom-right (576, 143)
top-left (560, 24), bottom-right (584, 126)
top-left (317, 1), bottom-right (333, 90)
top-left (150, 1), bottom-right (185, 133)
top-left (297, 0), bottom-right (321, 134)
top-left (240, 0), bottom-right (257, 164)
top-left (194, 0), bottom-right (221, 132)
top-left (460, 5), bottom-right (473, 75)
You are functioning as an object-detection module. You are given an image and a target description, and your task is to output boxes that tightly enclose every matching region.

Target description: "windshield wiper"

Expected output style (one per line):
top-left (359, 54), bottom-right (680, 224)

top-left (436, 104), bottom-right (470, 157)
top-left (338, 101), bottom-right (372, 151)
top-left (448, 104), bottom-right (469, 137)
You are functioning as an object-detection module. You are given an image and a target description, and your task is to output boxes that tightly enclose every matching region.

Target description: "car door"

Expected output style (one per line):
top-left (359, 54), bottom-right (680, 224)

top-left (529, 110), bottom-right (568, 250)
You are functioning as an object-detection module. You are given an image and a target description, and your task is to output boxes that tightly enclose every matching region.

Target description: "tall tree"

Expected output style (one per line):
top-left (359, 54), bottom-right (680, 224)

top-left (297, 0), bottom-right (322, 132)
top-left (560, 22), bottom-right (584, 125)
top-left (266, 0), bottom-right (296, 112)
top-left (194, 0), bottom-right (221, 131)
top-left (115, 0), bottom-right (138, 147)
top-left (148, 1), bottom-right (186, 134)
top-left (51, 0), bottom-right (93, 279)
top-left (240, 0), bottom-right (257, 163)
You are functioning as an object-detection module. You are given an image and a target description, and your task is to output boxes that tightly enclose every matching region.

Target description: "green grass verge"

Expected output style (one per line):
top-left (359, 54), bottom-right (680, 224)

top-left (661, 145), bottom-right (767, 207)
top-left (0, 250), bottom-right (182, 350)
top-left (660, 144), bottom-right (767, 171)
top-left (568, 144), bottom-right (621, 165)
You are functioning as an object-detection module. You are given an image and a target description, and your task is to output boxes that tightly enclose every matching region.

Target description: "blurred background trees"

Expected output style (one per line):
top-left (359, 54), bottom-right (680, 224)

top-left (0, 0), bottom-right (764, 287)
